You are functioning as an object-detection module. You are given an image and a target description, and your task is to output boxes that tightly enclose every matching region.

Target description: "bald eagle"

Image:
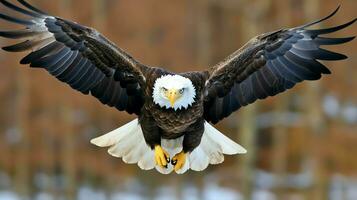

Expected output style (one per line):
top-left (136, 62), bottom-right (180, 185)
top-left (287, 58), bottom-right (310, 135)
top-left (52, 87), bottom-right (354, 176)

top-left (0, 0), bottom-right (355, 174)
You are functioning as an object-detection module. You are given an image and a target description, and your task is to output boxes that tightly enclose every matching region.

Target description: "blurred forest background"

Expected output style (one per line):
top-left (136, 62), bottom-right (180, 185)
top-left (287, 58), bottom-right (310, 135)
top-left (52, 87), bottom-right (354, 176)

top-left (0, 0), bottom-right (356, 200)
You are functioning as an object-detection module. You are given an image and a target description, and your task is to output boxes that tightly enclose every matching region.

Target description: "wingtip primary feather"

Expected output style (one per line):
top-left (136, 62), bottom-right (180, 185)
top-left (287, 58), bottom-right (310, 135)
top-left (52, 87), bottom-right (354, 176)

top-left (316, 36), bottom-right (356, 46)
top-left (2, 41), bottom-right (31, 52)
top-left (0, 29), bottom-right (38, 39)
top-left (17, 0), bottom-right (48, 16)
top-left (299, 5), bottom-right (341, 29)
top-left (0, 0), bottom-right (43, 18)
top-left (0, 13), bottom-right (35, 26)
top-left (305, 18), bottom-right (357, 36)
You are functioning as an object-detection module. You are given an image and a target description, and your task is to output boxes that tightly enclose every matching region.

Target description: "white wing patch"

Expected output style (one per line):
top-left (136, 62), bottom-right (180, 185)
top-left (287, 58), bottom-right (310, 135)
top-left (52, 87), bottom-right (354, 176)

top-left (91, 119), bottom-right (247, 174)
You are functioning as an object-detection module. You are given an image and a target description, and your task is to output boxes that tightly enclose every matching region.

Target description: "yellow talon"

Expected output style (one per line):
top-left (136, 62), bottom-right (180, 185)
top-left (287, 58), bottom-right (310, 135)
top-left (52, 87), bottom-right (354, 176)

top-left (171, 151), bottom-right (186, 172)
top-left (154, 145), bottom-right (170, 168)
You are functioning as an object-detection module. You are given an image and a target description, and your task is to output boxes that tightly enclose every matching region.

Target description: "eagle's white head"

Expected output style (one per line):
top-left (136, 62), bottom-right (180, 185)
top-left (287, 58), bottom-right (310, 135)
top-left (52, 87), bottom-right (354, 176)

top-left (153, 75), bottom-right (196, 111)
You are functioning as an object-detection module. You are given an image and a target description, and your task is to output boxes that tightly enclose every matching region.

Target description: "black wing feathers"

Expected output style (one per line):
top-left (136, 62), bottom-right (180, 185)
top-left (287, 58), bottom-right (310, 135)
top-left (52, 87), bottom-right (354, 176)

top-left (0, 12), bottom-right (34, 25)
top-left (204, 7), bottom-right (355, 124)
top-left (0, 0), bottom-right (43, 18)
top-left (0, 29), bottom-right (40, 39)
top-left (17, 0), bottom-right (48, 15)
top-left (0, 0), bottom-right (147, 115)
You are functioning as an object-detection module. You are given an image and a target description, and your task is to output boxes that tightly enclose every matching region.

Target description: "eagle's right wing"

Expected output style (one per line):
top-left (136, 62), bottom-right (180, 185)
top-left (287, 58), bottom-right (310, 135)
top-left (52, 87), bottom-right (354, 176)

top-left (0, 0), bottom-right (148, 115)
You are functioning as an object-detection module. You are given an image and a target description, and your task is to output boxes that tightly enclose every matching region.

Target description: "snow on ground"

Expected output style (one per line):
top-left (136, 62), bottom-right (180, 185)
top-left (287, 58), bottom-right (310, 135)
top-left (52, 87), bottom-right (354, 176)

top-left (1, 170), bottom-right (357, 200)
top-left (0, 191), bottom-right (20, 200)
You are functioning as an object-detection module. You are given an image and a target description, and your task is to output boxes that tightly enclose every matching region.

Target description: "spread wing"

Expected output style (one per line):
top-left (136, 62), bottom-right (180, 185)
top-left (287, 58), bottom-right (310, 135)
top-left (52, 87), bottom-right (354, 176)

top-left (0, 0), bottom-right (149, 115)
top-left (204, 6), bottom-right (356, 124)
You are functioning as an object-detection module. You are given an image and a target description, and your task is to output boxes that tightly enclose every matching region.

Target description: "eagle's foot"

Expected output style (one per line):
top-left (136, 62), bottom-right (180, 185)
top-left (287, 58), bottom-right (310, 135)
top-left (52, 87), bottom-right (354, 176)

top-left (154, 145), bottom-right (170, 168)
top-left (171, 151), bottom-right (186, 172)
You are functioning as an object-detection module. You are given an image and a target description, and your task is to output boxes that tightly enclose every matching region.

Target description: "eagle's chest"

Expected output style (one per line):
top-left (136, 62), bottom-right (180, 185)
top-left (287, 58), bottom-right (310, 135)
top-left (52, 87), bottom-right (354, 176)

top-left (149, 102), bottom-right (204, 136)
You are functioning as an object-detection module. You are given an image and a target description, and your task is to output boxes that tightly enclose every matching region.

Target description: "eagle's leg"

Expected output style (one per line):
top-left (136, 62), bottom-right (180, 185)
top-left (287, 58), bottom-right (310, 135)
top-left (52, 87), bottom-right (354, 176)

top-left (154, 145), bottom-right (170, 168)
top-left (172, 120), bottom-right (204, 171)
top-left (171, 151), bottom-right (186, 171)
top-left (139, 115), bottom-right (169, 168)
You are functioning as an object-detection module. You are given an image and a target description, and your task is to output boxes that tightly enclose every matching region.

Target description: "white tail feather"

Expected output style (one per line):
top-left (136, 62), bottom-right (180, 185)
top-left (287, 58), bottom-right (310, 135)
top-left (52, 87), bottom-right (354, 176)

top-left (91, 119), bottom-right (247, 174)
top-left (204, 122), bottom-right (247, 155)
top-left (90, 119), bottom-right (139, 147)
top-left (138, 151), bottom-right (155, 170)
top-left (91, 119), bottom-right (156, 171)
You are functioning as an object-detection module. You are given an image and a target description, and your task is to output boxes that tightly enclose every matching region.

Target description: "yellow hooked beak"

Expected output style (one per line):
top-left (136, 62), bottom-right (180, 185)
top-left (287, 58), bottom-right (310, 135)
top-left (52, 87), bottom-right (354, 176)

top-left (166, 89), bottom-right (181, 107)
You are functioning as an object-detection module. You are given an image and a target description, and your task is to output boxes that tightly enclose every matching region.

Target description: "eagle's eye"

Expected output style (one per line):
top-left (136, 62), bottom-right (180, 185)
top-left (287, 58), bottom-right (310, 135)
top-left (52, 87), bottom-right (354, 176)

top-left (161, 87), bottom-right (168, 92)
top-left (179, 88), bottom-right (185, 94)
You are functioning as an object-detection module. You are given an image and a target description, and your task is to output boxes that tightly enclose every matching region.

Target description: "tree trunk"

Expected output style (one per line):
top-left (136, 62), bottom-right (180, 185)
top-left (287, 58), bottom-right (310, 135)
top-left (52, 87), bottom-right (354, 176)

top-left (239, 7), bottom-right (257, 200)
top-left (271, 0), bottom-right (292, 198)
top-left (239, 105), bottom-right (258, 199)
top-left (272, 94), bottom-right (289, 198)
top-left (13, 56), bottom-right (31, 199)
top-left (238, 1), bottom-right (271, 198)
top-left (195, 0), bottom-right (212, 67)
top-left (303, 1), bottom-right (327, 200)
top-left (194, 0), bottom-right (212, 198)
top-left (92, 0), bottom-right (107, 31)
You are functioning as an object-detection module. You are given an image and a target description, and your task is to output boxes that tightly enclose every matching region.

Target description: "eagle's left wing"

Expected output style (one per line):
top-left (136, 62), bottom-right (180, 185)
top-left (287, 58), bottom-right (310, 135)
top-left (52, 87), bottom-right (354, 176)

top-left (0, 0), bottom-right (149, 115)
top-left (203, 7), bottom-right (356, 124)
